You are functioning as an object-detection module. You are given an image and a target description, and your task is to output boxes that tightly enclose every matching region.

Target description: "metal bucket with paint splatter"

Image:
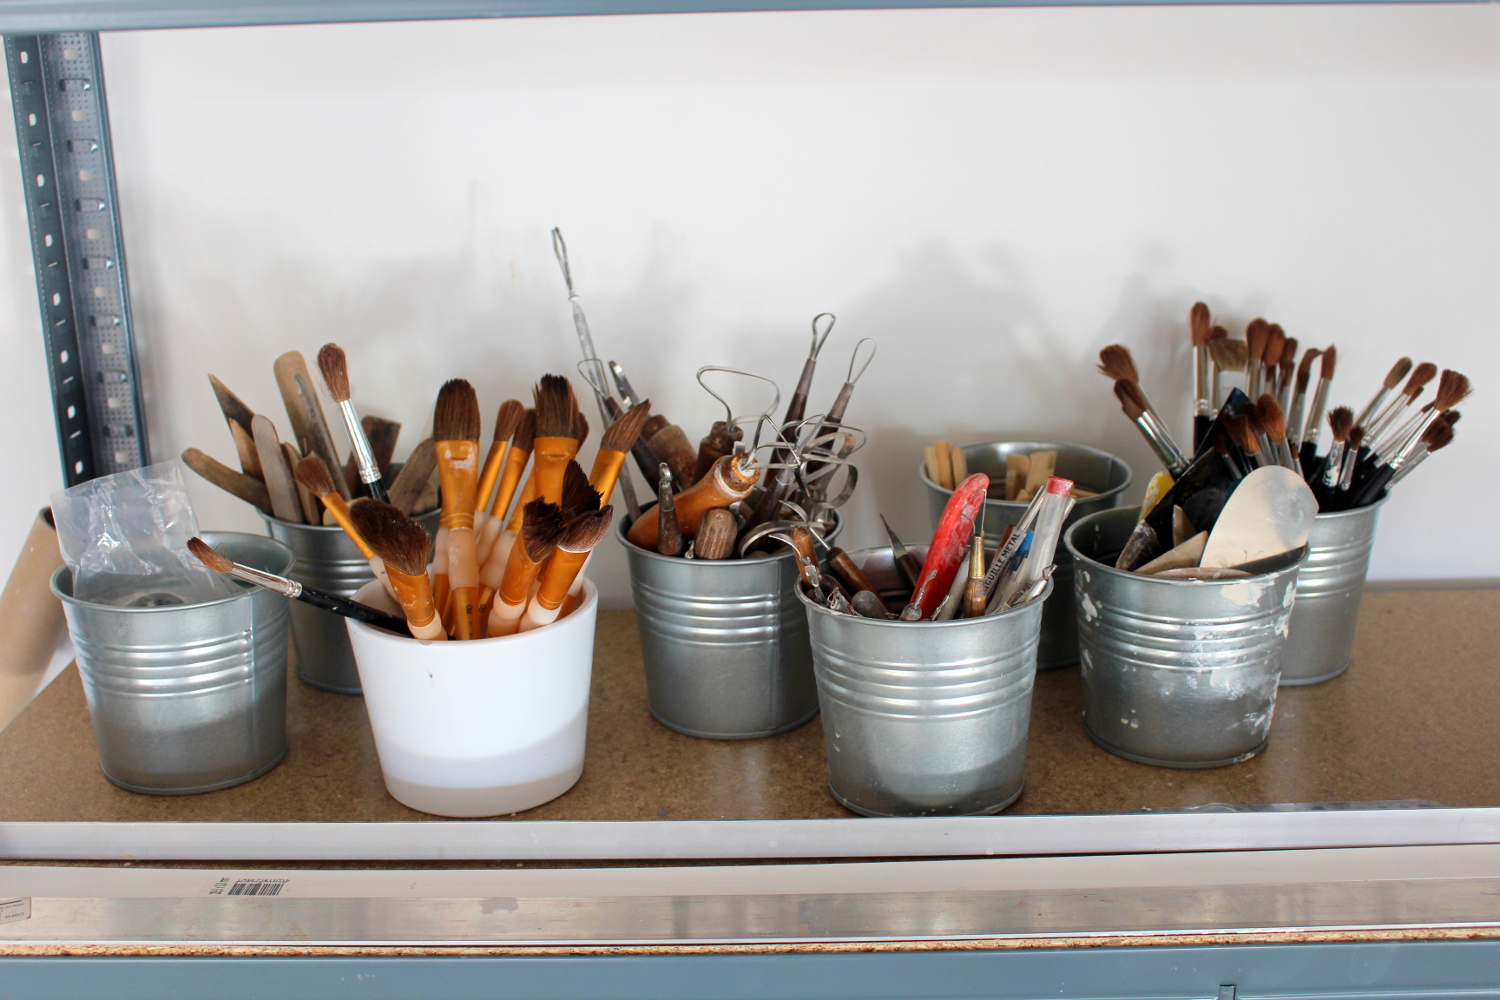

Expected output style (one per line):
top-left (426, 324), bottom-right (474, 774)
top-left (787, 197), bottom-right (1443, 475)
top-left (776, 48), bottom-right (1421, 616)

top-left (1064, 507), bottom-right (1304, 768)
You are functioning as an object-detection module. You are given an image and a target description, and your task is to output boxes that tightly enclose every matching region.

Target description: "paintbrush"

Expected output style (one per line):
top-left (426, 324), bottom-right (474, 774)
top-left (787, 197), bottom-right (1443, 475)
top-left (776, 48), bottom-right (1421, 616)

top-left (1190, 303), bottom-right (1214, 450)
top-left (189, 536), bottom-right (411, 637)
top-left (181, 447), bottom-right (273, 514)
top-left (1364, 362), bottom-right (1437, 445)
top-left (1276, 337), bottom-right (1298, 411)
top-left (1207, 333), bottom-right (1245, 414)
top-left (527, 375), bottom-right (582, 507)
top-left (518, 506), bottom-right (613, 632)
top-left (1256, 393), bottom-right (1298, 472)
top-left (294, 454), bottom-right (397, 599)
top-left (1385, 416), bottom-right (1455, 488)
top-left (1113, 379), bottom-right (1189, 477)
top-left (590, 400), bottom-right (652, 508)
top-left (347, 499), bottom-right (445, 641)
top-left (1098, 344), bottom-right (1169, 431)
top-left (1352, 357), bottom-right (1412, 432)
top-left (1262, 325), bottom-right (1286, 400)
top-left (1348, 371), bottom-right (1470, 508)
top-left (316, 344), bottom-right (385, 503)
top-left (625, 453), bottom-right (761, 550)
top-left (1224, 413), bottom-right (1266, 470)
top-left (487, 498), bottom-right (566, 637)
top-left (431, 379), bottom-right (482, 639)
top-left (606, 360), bottom-right (668, 482)
top-left (1244, 320), bottom-right (1270, 401)
top-left (1286, 347), bottom-right (1321, 456)
top-left (1314, 407), bottom-right (1354, 508)
top-left (474, 399), bottom-right (525, 530)
top-left (1299, 346), bottom-right (1337, 476)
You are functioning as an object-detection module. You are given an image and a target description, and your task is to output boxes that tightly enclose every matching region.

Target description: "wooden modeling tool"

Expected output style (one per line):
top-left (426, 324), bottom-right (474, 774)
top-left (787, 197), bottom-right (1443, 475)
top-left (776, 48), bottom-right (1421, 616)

top-left (181, 448), bottom-right (272, 514)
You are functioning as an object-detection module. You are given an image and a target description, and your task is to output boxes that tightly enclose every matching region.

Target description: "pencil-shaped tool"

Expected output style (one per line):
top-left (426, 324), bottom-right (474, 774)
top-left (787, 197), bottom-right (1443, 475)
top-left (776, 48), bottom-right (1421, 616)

top-left (189, 536), bottom-right (411, 636)
top-left (961, 515), bottom-right (988, 619)
top-left (294, 455), bottom-right (396, 599)
top-left (317, 344), bottom-right (386, 503)
top-left (1286, 347), bottom-right (1321, 455)
top-left (1113, 380), bottom-right (1189, 477)
top-left (1190, 302), bottom-right (1213, 450)
top-left (475, 400), bottom-right (526, 527)
top-left (488, 498), bottom-right (566, 637)
top-left (1364, 362), bottom-right (1436, 444)
top-left (1299, 346), bottom-right (1337, 474)
top-left (347, 499), bottom-right (445, 641)
top-left (519, 507), bottom-right (614, 632)
top-left (433, 379), bottom-right (483, 639)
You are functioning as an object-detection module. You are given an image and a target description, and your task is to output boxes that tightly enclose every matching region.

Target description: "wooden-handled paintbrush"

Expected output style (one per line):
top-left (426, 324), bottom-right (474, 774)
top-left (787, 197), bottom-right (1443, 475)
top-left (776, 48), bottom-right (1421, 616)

top-left (476, 409), bottom-right (535, 566)
top-left (432, 379), bottom-right (482, 639)
top-left (590, 400), bottom-right (652, 507)
top-left (317, 343), bottom-right (386, 503)
top-left (294, 454), bottom-right (397, 600)
top-left (518, 507), bottom-right (613, 632)
top-left (487, 498), bottom-right (566, 637)
top-left (529, 375), bottom-right (582, 505)
top-left (189, 536), bottom-right (411, 636)
top-left (347, 499), bottom-right (445, 641)
top-left (474, 399), bottom-right (526, 531)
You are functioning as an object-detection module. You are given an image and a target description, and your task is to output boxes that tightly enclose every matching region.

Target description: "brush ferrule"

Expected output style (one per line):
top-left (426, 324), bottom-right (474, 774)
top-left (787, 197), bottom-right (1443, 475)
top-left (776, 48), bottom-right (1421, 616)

top-left (1246, 367), bottom-right (1262, 403)
top-left (1388, 411), bottom-right (1441, 470)
top-left (1135, 411), bottom-right (1189, 478)
top-left (1352, 388), bottom-right (1390, 431)
top-left (1194, 347), bottom-right (1211, 417)
top-left (228, 564), bottom-right (299, 597)
top-left (1321, 442), bottom-right (1346, 489)
top-left (1374, 407), bottom-right (1428, 462)
top-left (1387, 446), bottom-right (1430, 487)
top-left (1337, 446), bottom-right (1361, 492)
top-left (338, 399), bottom-right (381, 485)
top-left (1302, 379), bottom-right (1331, 448)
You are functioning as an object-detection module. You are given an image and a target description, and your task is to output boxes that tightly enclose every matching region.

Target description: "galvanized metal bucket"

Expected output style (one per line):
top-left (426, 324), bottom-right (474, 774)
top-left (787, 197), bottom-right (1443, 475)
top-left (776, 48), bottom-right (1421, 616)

top-left (800, 545), bottom-right (1049, 817)
top-left (1280, 497), bottom-right (1386, 686)
top-left (922, 442), bottom-right (1130, 670)
top-left (618, 511), bottom-right (839, 740)
top-left (50, 531), bottom-right (293, 795)
top-left (262, 505), bottom-right (438, 694)
top-left (1065, 507), bottom-right (1303, 769)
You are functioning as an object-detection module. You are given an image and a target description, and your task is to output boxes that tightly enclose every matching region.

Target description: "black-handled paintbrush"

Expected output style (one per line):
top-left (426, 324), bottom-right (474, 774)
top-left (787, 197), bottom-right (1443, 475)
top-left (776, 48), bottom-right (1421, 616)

top-left (317, 343), bottom-right (387, 503)
top-left (188, 536), bottom-right (412, 636)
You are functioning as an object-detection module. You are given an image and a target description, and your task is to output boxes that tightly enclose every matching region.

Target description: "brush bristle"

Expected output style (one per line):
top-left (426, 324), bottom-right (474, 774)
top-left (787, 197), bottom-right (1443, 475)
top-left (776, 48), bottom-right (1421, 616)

top-left (433, 379), bottom-right (481, 443)
top-left (1208, 337), bottom-right (1248, 372)
top-left (1190, 302), bottom-right (1212, 347)
top-left (1405, 362), bottom-right (1438, 396)
top-left (293, 454), bottom-right (337, 498)
top-left (1320, 345), bottom-right (1338, 380)
top-left (1281, 337), bottom-right (1299, 366)
top-left (1296, 347), bottom-right (1322, 384)
top-left (601, 399), bottom-right (652, 452)
top-left (1348, 426), bottom-right (1365, 452)
top-left (1113, 379), bottom-right (1146, 420)
top-left (1263, 327), bottom-right (1285, 371)
top-left (1422, 419), bottom-right (1455, 452)
top-left (1436, 369), bottom-right (1472, 411)
top-left (1210, 324), bottom-right (1228, 341)
top-left (1384, 357), bottom-right (1414, 389)
top-left (559, 506), bottom-right (614, 554)
top-left (1256, 394), bottom-right (1287, 442)
top-left (493, 399), bottom-right (525, 443)
top-left (560, 459), bottom-right (602, 519)
top-left (187, 536), bottom-right (234, 573)
top-left (1443, 409), bottom-right (1462, 428)
top-left (533, 375), bottom-right (577, 439)
top-left (1224, 413), bottom-right (1258, 455)
top-left (1097, 345), bottom-right (1139, 384)
top-left (316, 344), bottom-right (350, 403)
top-left (347, 498), bottom-right (431, 577)
top-left (1242, 401), bottom-right (1264, 437)
top-left (573, 410), bottom-right (589, 446)
top-left (1328, 406), bottom-right (1353, 443)
top-left (513, 409), bottom-right (537, 452)
top-left (1245, 320), bottom-right (1269, 362)
top-left (520, 498), bottom-right (566, 562)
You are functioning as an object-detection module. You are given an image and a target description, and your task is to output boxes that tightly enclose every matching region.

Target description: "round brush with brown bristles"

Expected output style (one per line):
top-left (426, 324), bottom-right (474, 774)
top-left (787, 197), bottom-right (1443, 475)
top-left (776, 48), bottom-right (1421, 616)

top-left (518, 507), bottom-right (614, 632)
top-left (1353, 370), bottom-right (1471, 507)
top-left (1352, 357), bottom-right (1413, 430)
top-left (1385, 413), bottom-right (1456, 488)
top-left (1365, 362), bottom-right (1437, 445)
top-left (316, 343), bottom-right (387, 504)
top-left (1256, 393), bottom-right (1297, 472)
top-left (1315, 407), bottom-right (1354, 507)
top-left (1262, 325), bottom-right (1286, 400)
top-left (294, 454), bottom-right (398, 600)
top-left (1299, 346), bottom-right (1337, 474)
top-left (474, 399), bottom-right (525, 532)
top-left (1286, 347), bottom-right (1321, 456)
top-left (1207, 331), bottom-right (1245, 411)
top-left (1189, 302), bottom-right (1214, 450)
top-left (188, 536), bottom-right (412, 637)
top-left (1244, 319), bottom-right (1270, 401)
top-left (487, 498), bottom-right (566, 637)
top-left (347, 499), bottom-right (445, 641)
top-left (1111, 378), bottom-right (1189, 478)
top-left (1276, 337), bottom-right (1298, 411)
top-left (1224, 411), bottom-right (1266, 470)
top-left (433, 379), bottom-right (482, 639)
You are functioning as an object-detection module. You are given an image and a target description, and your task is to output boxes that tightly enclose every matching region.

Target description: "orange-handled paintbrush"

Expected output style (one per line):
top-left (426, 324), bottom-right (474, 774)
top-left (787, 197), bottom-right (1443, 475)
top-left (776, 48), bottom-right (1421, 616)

top-left (487, 499), bottom-right (565, 637)
top-left (433, 379), bottom-right (482, 639)
top-left (348, 499), bottom-right (446, 641)
top-left (519, 507), bottom-right (612, 632)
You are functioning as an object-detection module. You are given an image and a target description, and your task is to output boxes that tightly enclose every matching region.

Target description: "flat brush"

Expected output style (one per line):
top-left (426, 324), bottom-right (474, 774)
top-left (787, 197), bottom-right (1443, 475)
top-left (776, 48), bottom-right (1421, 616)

top-left (1244, 319), bottom-right (1270, 402)
top-left (488, 498), bottom-right (565, 637)
top-left (1114, 379), bottom-right (1189, 477)
top-left (433, 379), bottom-right (483, 639)
top-left (1299, 346), bottom-right (1337, 476)
top-left (189, 536), bottom-right (411, 637)
top-left (1207, 331), bottom-right (1244, 412)
top-left (519, 506), bottom-right (613, 632)
top-left (1365, 362), bottom-right (1436, 444)
top-left (1286, 347), bottom-right (1321, 455)
top-left (528, 375), bottom-right (581, 506)
top-left (317, 344), bottom-right (386, 503)
top-left (347, 499), bottom-right (445, 641)
top-left (475, 399), bottom-right (526, 528)
top-left (1190, 303), bottom-right (1214, 450)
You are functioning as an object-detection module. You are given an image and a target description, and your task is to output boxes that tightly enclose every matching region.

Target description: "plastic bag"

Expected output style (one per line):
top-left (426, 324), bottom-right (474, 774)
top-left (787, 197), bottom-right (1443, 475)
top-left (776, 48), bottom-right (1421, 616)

top-left (50, 461), bottom-right (237, 607)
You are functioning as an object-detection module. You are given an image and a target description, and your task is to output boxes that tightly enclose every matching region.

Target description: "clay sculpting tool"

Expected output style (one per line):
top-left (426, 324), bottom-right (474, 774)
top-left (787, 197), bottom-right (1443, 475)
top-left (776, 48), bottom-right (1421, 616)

top-left (251, 414), bottom-right (304, 523)
top-left (1200, 465), bottom-right (1317, 569)
top-left (387, 438), bottom-right (438, 516)
top-left (626, 453), bottom-right (760, 550)
top-left (181, 447), bottom-right (273, 515)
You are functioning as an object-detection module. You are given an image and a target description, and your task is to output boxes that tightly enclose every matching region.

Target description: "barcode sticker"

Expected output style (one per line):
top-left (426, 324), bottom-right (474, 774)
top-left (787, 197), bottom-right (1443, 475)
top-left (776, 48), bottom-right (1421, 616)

top-left (208, 879), bottom-right (289, 897)
top-left (0, 898), bottom-right (31, 923)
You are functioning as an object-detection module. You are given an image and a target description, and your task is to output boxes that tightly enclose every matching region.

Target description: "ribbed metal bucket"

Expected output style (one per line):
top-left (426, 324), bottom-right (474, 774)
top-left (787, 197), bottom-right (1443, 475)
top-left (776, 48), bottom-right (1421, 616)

top-left (800, 545), bottom-right (1048, 817)
top-left (262, 505), bottom-right (438, 694)
top-left (1065, 507), bottom-right (1303, 769)
top-left (1280, 497), bottom-right (1386, 686)
top-left (50, 531), bottom-right (293, 795)
top-left (922, 442), bottom-right (1130, 670)
top-left (618, 511), bottom-right (839, 740)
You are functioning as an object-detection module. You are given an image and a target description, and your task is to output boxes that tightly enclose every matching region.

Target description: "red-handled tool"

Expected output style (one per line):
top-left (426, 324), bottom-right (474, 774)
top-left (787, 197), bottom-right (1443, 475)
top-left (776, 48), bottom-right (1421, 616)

top-left (909, 472), bottom-right (990, 619)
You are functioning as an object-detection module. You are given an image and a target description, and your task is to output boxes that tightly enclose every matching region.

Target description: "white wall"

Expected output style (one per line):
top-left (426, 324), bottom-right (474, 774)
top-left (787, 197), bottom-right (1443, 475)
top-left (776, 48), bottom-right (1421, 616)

top-left (1, 5), bottom-right (1497, 607)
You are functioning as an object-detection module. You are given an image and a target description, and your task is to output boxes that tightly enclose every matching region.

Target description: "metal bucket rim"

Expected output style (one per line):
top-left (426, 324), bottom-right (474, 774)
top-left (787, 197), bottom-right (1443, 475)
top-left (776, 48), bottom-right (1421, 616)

top-left (1063, 506), bottom-right (1307, 587)
top-left (798, 545), bottom-right (1053, 628)
top-left (918, 441), bottom-right (1133, 508)
top-left (49, 530), bottom-right (296, 612)
top-left (258, 510), bottom-right (356, 534)
top-left (1311, 492), bottom-right (1390, 522)
top-left (615, 507), bottom-right (841, 568)
top-left (346, 578), bottom-right (598, 648)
